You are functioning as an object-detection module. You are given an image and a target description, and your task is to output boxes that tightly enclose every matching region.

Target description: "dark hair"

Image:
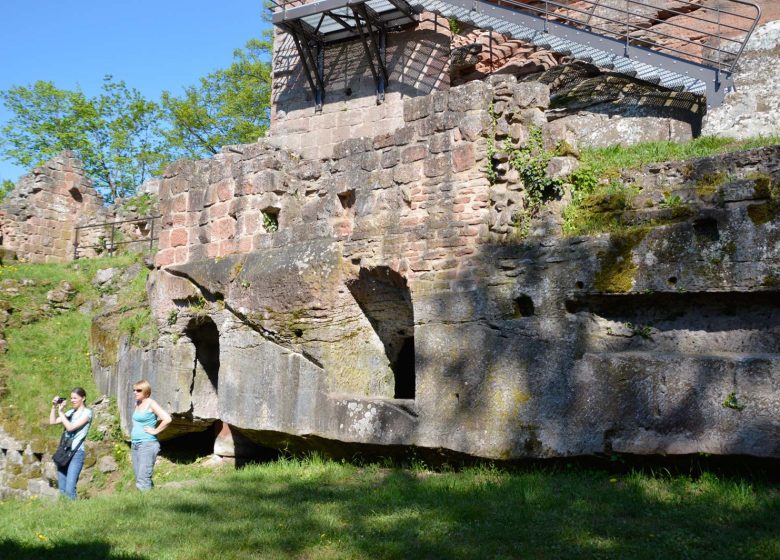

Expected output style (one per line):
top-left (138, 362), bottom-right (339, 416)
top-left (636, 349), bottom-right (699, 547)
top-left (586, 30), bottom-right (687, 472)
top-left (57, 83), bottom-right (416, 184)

top-left (71, 387), bottom-right (87, 398)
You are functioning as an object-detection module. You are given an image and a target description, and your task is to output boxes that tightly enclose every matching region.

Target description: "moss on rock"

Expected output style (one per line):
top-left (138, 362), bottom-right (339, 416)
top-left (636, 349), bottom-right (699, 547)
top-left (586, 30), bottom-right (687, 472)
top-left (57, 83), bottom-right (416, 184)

top-left (593, 228), bottom-right (649, 293)
top-left (747, 201), bottom-right (779, 225)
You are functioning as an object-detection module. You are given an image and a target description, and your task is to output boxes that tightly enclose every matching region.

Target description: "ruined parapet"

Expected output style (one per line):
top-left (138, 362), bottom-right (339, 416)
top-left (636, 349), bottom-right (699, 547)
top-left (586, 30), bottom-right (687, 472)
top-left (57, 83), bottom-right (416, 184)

top-left (0, 152), bottom-right (107, 263)
top-left (95, 75), bottom-right (780, 461)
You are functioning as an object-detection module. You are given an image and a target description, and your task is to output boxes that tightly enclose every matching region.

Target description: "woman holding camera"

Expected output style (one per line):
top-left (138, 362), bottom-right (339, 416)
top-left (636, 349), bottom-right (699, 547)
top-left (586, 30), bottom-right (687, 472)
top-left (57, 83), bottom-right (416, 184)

top-left (49, 388), bottom-right (92, 500)
top-left (131, 380), bottom-right (171, 491)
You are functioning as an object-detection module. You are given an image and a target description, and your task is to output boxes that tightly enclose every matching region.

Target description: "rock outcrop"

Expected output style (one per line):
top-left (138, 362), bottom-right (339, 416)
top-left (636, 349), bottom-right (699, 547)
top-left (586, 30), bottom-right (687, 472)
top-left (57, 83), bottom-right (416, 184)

top-left (92, 77), bottom-right (780, 460)
top-left (702, 20), bottom-right (780, 138)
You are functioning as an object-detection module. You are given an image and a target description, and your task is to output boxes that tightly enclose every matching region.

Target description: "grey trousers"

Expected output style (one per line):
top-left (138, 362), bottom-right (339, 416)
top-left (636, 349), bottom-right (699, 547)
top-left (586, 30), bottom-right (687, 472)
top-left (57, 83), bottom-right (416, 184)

top-left (131, 440), bottom-right (160, 491)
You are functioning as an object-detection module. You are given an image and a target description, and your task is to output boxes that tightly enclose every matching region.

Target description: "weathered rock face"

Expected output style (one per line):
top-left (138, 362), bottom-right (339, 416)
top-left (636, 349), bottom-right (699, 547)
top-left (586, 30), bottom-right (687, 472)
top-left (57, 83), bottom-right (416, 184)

top-left (0, 152), bottom-right (107, 263)
top-left (92, 77), bottom-right (780, 460)
top-left (702, 20), bottom-right (780, 139)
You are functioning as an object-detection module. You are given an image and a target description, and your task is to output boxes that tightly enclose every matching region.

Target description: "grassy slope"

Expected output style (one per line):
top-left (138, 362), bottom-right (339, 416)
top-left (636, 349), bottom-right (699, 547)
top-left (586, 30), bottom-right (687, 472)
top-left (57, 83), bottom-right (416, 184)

top-left (0, 254), bottom-right (141, 444)
top-left (0, 457), bottom-right (778, 560)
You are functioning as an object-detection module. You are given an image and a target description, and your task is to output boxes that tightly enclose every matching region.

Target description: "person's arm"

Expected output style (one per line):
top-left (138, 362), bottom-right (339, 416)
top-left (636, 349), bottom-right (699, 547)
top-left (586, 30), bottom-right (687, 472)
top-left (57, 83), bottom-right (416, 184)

top-left (144, 400), bottom-right (172, 436)
top-left (59, 408), bottom-right (90, 432)
top-left (49, 400), bottom-right (63, 425)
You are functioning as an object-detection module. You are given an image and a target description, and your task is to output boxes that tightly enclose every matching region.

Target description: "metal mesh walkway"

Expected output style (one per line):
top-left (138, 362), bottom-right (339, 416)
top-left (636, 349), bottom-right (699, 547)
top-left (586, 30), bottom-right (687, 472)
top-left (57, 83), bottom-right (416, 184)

top-left (271, 0), bottom-right (761, 111)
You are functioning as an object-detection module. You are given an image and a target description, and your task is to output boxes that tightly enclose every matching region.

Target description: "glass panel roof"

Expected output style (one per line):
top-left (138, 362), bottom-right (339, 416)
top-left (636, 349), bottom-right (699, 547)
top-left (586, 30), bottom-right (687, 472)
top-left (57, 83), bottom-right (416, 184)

top-left (273, 0), bottom-right (416, 42)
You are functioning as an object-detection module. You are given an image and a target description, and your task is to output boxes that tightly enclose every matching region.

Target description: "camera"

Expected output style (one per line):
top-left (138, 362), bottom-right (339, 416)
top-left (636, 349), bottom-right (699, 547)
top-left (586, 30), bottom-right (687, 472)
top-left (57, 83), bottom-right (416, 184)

top-left (54, 396), bottom-right (66, 404)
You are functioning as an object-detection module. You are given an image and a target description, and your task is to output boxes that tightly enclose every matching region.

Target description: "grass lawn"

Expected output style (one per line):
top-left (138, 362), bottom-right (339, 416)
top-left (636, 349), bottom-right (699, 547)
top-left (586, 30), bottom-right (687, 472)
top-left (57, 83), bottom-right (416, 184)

top-left (0, 456), bottom-right (778, 560)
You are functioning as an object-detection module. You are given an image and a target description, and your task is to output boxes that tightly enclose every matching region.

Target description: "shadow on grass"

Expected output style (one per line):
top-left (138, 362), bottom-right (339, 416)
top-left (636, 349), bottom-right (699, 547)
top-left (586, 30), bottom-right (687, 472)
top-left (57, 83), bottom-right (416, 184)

top-left (150, 465), bottom-right (779, 559)
top-left (0, 539), bottom-right (148, 560)
top-left (2, 464), bottom-right (777, 559)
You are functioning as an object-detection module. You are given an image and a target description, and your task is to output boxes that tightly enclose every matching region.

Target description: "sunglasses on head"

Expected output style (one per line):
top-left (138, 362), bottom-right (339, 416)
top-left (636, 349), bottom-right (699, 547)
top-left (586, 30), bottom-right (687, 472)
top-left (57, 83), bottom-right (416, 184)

top-left (133, 389), bottom-right (143, 393)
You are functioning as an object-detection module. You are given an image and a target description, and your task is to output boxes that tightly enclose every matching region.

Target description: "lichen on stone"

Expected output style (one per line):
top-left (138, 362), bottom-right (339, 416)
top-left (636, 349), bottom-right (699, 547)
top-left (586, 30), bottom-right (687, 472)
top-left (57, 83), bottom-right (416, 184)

top-left (593, 228), bottom-right (649, 293)
top-left (747, 201), bottom-right (779, 225)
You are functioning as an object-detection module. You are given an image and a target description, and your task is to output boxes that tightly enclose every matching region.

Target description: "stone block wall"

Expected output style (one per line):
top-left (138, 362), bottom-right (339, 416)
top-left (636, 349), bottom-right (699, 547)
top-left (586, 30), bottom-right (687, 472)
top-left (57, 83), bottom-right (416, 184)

top-left (0, 152), bottom-right (107, 263)
top-left (0, 428), bottom-right (57, 500)
top-left (155, 78), bottom-right (551, 281)
top-left (270, 12), bottom-right (452, 160)
top-left (0, 153), bottom-right (164, 263)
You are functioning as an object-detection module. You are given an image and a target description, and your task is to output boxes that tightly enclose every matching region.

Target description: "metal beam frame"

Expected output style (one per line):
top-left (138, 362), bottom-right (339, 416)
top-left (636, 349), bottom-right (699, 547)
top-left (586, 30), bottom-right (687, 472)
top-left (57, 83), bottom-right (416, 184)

top-left (352, 3), bottom-right (390, 102)
top-left (422, 0), bottom-right (736, 108)
top-left (284, 20), bottom-right (326, 111)
top-left (275, 0), bottom-right (410, 109)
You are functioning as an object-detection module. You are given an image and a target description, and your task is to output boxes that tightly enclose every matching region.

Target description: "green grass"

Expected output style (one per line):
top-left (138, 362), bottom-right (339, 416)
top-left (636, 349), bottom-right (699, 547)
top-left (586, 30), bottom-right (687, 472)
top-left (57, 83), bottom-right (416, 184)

top-left (1, 311), bottom-right (95, 444)
top-left (562, 135), bottom-right (780, 236)
top-left (578, 135), bottom-right (780, 181)
top-left (0, 457), bottom-right (777, 560)
top-left (0, 254), bottom-right (141, 444)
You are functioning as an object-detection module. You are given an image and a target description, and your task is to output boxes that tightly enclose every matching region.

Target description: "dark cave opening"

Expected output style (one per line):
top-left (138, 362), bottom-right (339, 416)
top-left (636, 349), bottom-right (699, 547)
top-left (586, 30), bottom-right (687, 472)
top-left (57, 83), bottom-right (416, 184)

top-left (347, 267), bottom-right (416, 399)
top-left (185, 316), bottom-right (220, 394)
top-left (393, 336), bottom-right (416, 399)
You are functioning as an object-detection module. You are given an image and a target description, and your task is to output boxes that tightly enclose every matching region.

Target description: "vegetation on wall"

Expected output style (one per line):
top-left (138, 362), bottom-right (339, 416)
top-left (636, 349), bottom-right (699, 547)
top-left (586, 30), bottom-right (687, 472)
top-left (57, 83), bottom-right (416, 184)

top-left (505, 128), bottom-right (566, 237)
top-left (562, 135), bottom-right (780, 237)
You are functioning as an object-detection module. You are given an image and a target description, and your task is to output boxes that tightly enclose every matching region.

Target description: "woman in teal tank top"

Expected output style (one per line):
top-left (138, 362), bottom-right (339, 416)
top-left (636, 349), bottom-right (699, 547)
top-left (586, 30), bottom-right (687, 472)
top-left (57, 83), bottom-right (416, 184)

top-left (131, 380), bottom-right (171, 490)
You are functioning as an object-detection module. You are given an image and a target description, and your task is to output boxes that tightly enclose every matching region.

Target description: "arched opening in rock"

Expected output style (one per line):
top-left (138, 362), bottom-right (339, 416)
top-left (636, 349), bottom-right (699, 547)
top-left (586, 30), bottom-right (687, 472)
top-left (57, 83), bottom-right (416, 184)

top-left (514, 295), bottom-right (535, 317)
top-left (184, 316), bottom-right (220, 418)
top-left (347, 267), bottom-right (416, 399)
top-left (69, 187), bottom-right (83, 203)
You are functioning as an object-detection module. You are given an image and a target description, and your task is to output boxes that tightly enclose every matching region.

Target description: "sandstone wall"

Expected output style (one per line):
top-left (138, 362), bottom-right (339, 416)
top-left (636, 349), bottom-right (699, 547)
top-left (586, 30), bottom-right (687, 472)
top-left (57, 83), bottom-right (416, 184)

top-left (0, 153), bottom-right (165, 263)
top-left (91, 76), bottom-right (780, 460)
top-left (0, 152), bottom-right (107, 263)
top-left (270, 12), bottom-right (452, 160)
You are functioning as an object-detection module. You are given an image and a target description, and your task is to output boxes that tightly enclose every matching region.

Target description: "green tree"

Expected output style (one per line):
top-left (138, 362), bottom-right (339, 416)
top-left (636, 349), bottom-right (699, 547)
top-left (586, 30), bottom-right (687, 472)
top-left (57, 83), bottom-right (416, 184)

top-left (0, 77), bottom-right (170, 203)
top-left (0, 179), bottom-right (14, 202)
top-left (161, 36), bottom-right (272, 158)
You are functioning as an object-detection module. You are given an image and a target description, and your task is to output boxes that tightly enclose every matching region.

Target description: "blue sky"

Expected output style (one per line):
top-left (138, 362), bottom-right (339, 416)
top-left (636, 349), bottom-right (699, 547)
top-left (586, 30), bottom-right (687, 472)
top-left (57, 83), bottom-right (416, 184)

top-left (0, 0), bottom-right (270, 182)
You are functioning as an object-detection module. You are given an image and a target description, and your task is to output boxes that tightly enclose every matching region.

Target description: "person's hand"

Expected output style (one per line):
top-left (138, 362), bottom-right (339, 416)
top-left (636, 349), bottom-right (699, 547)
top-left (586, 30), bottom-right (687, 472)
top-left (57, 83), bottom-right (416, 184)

top-left (57, 401), bottom-right (66, 413)
top-left (143, 427), bottom-right (155, 435)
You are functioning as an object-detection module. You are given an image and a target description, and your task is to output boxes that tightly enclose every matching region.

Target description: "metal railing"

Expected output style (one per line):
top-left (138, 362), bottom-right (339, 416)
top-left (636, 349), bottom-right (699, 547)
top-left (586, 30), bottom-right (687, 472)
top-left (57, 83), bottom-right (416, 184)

top-left (271, 0), bottom-right (761, 73)
top-left (526, 0), bottom-right (762, 72)
top-left (72, 215), bottom-right (161, 260)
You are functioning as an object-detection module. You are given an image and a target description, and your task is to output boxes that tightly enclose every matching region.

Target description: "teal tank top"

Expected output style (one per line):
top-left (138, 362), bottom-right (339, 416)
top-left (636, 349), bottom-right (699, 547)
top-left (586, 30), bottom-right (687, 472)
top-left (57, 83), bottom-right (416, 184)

top-left (131, 406), bottom-right (158, 443)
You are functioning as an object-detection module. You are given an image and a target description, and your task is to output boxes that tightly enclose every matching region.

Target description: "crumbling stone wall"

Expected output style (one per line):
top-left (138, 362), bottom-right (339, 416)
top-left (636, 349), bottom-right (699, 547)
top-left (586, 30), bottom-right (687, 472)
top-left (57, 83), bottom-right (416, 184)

top-left (92, 75), bottom-right (780, 461)
top-left (0, 153), bottom-right (163, 263)
top-left (0, 428), bottom-right (56, 500)
top-left (0, 151), bottom-right (107, 263)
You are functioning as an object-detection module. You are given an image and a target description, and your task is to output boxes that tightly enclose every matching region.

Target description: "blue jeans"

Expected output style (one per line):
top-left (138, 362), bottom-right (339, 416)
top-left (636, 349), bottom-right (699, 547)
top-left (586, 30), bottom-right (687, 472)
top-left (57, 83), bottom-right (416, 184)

top-left (56, 448), bottom-right (85, 500)
top-left (132, 440), bottom-right (160, 491)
